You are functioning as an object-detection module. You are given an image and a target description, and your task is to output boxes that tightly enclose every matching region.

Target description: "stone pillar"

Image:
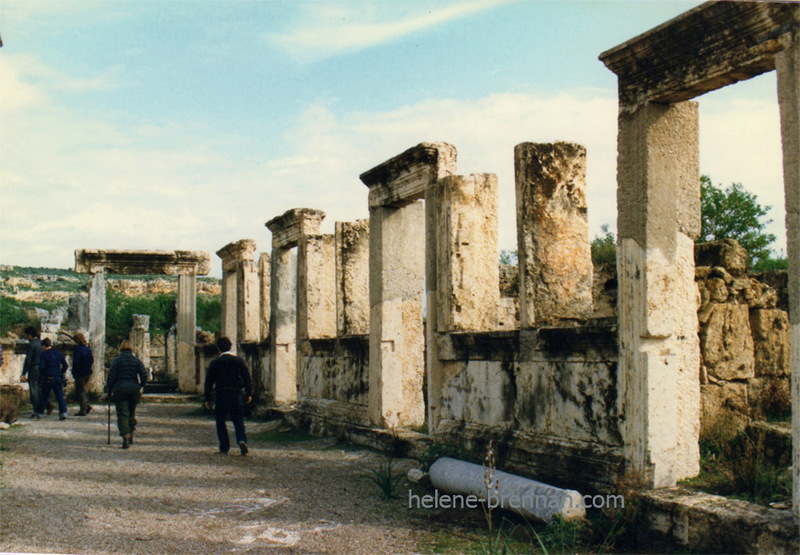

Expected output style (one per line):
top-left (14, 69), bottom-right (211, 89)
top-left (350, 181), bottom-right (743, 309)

top-left (335, 220), bottom-right (369, 336)
top-left (270, 248), bottom-right (297, 405)
top-left (266, 209), bottom-right (325, 406)
top-left (258, 253), bottom-right (271, 341)
top-left (368, 203), bottom-right (426, 428)
top-left (87, 271), bottom-right (105, 394)
top-left (129, 314), bottom-right (151, 370)
top-left (435, 173), bottom-right (499, 332)
top-left (515, 142), bottom-right (593, 327)
top-left (776, 31), bottom-right (800, 518)
top-left (176, 273), bottom-right (197, 392)
top-left (297, 234), bottom-right (336, 398)
top-left (217, 239), bottom-right (259, 347)
top-left (219, 267), bottom-right (237, 345)
top-left (360, 142), bottom-right (457, 429)
top-left (616, 101), bottom-right (701, 488)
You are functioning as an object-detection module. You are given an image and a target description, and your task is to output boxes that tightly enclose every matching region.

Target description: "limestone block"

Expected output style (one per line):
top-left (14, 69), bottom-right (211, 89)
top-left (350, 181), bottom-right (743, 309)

top-left (360, 142), bottom-right (457, 208)
top-left (266, 208), bottom-right (325, 250)
top-left (335, 220), bottom-right (369, 336)
top-left (67, 294), bottom-right (89, 331)
top-left (695, 239), bottom-right (748, 277)
top-left (514, 142), bottom-right (593, 326)
top-left (258, 253), bottom-right (271, 341)
top-left (132, 314), bottom-right (150, 330)
top-left (700, 304), bottom-right (754, 381)
top-left (74, 249), bottom-right (211, 276)
top-left (436, 173), bottom-right (500, 332)
top-left (750, 309), bottom-right (791, 377)
top-left (0, 384), bottom-right (24, 424)
top-left (297, 235), bottom-right (336, 340)
top-left (706, 277), bottom-right (728, 303)
top-left (747, 377), bottom-right (791, 421)
top-left (700, 382), bottom-right (749, 439)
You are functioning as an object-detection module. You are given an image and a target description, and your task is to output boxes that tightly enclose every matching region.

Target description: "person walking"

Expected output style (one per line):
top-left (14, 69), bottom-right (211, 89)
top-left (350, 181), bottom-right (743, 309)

top-left (71, 332), bottom-right (94, 416)
top-left (106, 340), bottom-right (148, 449)
top-left (36, 338), bottom-right (69, 420)
top-left (20, 326), bottom-right (43, 417)
top-left (204, 337), bottom-right (252, 456)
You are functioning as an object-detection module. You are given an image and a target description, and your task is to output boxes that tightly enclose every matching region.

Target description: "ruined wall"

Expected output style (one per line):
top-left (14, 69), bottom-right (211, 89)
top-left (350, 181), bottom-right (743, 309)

top-left (434, 324), bottom-right (621, 491)
top-left (695, 240), bottom-right (792, 437)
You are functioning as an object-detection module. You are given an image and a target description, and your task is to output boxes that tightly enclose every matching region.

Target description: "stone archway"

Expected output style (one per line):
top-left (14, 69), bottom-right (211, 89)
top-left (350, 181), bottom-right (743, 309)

top-left (600, 0), bottom-right (799, 512)
top-left (74, 249), bottom-right (211, 393)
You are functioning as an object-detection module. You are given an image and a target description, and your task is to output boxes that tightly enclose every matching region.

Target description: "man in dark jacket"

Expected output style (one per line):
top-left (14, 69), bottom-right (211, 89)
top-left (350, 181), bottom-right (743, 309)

top-left (71, 332), bottom-right (94, 416)
top-left (20, 326), bottom-right (43, 417)
top-left (204, 337), bottom-right (252, 456)
top-left (36, 338), bottom-right (69, 420)
top-left (107, 340), bottom-right (148, 449)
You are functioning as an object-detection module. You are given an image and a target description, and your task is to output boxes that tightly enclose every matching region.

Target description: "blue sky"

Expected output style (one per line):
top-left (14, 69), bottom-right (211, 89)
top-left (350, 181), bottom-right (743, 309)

top-left (0, 0), bottom-right (786, 277)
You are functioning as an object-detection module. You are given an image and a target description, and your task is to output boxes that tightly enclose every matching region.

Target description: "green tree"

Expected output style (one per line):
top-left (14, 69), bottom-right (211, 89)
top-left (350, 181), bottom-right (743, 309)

top-left (591, 224), bottom-right (616, 265)
top-left (700, 175), bottom-right (776, 268)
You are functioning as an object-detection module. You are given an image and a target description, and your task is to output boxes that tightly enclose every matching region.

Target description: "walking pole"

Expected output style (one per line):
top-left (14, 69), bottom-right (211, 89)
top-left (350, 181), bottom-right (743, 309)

top-left (106, 364), bottom-right (111, 446)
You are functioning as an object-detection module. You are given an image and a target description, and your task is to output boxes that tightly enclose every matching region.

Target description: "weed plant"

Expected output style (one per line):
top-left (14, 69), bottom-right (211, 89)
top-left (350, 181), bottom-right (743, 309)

top-left (366, 458), bottom-right (404, 500)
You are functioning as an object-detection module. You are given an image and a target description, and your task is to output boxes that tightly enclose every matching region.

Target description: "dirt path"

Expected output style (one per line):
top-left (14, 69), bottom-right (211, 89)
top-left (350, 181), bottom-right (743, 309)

top-left (0, 401), bottom-right (450, 554)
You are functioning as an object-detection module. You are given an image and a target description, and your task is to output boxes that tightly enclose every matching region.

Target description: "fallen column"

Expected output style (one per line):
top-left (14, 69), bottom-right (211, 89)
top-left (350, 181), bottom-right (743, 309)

top-left (429, 457), bottom-right (586, 523)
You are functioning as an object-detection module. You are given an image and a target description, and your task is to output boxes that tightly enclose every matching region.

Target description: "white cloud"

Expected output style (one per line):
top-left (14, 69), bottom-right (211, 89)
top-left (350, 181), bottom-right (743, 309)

top-left (1, 53), bottom-right (787, 275)
top-left (266, 0), bottom-right (517, 62)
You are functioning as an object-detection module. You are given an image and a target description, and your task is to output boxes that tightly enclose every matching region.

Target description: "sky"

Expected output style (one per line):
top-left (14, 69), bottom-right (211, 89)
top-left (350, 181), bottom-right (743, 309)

top-left (0, 0), bottom-right (788, 278)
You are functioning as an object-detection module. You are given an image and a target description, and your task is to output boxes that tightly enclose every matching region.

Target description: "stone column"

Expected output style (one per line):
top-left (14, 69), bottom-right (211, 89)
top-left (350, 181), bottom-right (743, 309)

top-left (515, 142), bottom-right (593, 327)
top-left (297, 234), bottom-right (336, 398)
top-left (266, 209), bottom-right (325, 406)
top-left (217, 239), bottom-right (259, 347)
top-left (219, 267), bottom-right (237, 346)
top-left (129, 314), bottom-right (151, 370)
top-left (435, 173), bottom-right (500, 332)
top-left (616, 101), bottom-right (701, 488)
top-left (368, 203), bottom-right (426, 428)
top-left (335, 220), bottom-right (369, 336)
top-left (776, 31), bottom-right (800, 518)
top-left (360, 142), bottom-right (457, 429)
top-left (87, 271), bottom-right (106, 394)
top-left (258, 253), bottom-right (271, 341)
top-left (176, 273), bottom-right (197, 392)
top-left (270, 248), bottom-right (297, 405)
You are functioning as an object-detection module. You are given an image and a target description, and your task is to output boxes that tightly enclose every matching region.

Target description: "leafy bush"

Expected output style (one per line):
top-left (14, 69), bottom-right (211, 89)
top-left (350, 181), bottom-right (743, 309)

top-left (196, 294), bottom-right (222, 334)
top-left (591, 224), bottom-right (617, 265)
top-left (105, 288), bottom-right (177, 344)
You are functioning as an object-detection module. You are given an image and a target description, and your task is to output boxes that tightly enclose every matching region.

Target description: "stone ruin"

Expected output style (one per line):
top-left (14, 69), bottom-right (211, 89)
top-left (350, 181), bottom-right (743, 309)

top-left (202, 4), bottom-right (799, 548)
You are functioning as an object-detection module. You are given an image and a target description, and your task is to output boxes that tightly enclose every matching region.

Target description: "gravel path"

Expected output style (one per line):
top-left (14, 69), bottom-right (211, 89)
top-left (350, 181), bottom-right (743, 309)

top-left (0, 401), bottom-right (446, 554)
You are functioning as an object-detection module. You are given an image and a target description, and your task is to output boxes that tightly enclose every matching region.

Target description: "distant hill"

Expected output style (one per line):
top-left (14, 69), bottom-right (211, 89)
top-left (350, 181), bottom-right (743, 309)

top-left (0, 266), bottom-right (221, 339)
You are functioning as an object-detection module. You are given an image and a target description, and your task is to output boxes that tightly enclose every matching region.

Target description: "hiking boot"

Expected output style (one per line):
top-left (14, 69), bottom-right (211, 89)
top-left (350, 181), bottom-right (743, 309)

top-left (86, 405), bottom-right (93, 414)
top-left (75, 412), bottom-right (87, 417)
top-left (122, 434), bottom-right (130, 449)
top-left (239, 442), bottom-right (249, 456)
top-left (129, 430), bottom-right (134, 445)
top-left (59, 415), bottom-right (67, 421)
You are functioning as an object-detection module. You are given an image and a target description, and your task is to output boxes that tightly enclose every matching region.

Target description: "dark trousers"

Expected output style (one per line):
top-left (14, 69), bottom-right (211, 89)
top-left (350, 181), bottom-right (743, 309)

top-left (28, 372), bottom-right (42, 411)
top-left (37, 377), bottom-right (67, 416)
top-left (74, 376), bottom-right (91, 413)
top-left (112, 385), bottom-right (141, 436)
top-left (215, 390), bottom-right (247, 453)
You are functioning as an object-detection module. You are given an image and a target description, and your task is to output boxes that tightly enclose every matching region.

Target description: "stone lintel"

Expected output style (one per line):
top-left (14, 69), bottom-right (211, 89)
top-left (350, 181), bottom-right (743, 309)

top-left (74, 249), bottom-right (211, 276)
top-left (216, 239), bottom-right (257, 271)
top-left (359, 142), bottom-right (457, 208)
top-left (599, 1), bottom-right (799, 107)
top-left (266, 208), bottom-right (325, 250)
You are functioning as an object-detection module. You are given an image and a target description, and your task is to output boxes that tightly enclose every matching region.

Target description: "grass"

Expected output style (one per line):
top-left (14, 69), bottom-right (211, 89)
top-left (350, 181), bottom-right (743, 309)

top-left (681, 430), bottom-right (792, 506)
top-left (247, 425), bottom-right (318, 445)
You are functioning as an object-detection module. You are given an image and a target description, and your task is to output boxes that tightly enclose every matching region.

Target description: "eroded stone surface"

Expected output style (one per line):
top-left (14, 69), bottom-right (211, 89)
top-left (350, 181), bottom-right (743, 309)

top-left (514, 142), bottom-right (592, 327)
